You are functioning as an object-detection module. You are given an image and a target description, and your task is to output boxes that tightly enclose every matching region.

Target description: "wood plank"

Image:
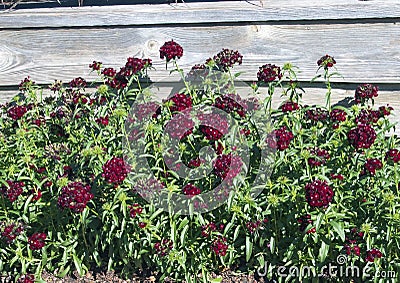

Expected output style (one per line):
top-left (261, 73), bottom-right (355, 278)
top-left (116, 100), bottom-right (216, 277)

top-left (1, 87), bottom-right (399, 135)
top-left (0, 22), bottom-right (399, 86)
top-left (1, 0), bottom-right (400, 29)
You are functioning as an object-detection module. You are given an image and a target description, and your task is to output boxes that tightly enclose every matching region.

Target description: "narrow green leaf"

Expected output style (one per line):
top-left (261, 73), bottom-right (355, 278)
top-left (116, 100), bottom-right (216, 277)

top-left (315, 212), bottom-right (324, 231)
top-left (180, 225), bottom-right (189, 246)
top-left (318, 240), bottom-right (329, 262)
top-left (245, 236), bottom-right (253, 262)
top-left (73, 254), bottom-right (83, 276)
top-left (330, 221), bottom-right (345, 242)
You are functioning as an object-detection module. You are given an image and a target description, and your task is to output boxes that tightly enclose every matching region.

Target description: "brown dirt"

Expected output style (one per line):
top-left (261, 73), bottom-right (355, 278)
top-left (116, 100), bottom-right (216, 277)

top-left (39, 269), bottom-right (266, 283)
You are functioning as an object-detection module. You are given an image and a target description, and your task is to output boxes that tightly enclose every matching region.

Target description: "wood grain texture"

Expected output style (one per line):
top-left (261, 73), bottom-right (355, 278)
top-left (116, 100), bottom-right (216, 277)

top-left (0, 22), bottom-right (399, 86)
top-left (1, 0), bottom-right (400, 29)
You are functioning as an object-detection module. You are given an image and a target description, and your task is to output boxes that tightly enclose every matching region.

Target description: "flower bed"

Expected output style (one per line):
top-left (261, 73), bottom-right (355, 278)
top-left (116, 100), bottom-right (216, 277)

top-left (0, 40), bottom-right (399, 282)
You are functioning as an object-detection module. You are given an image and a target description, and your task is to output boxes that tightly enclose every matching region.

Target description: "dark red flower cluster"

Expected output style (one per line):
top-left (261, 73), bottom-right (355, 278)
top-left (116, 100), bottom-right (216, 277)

top-left (58, 182), bottom-right (93, 213)
top-left (214, 94), bottom-right (247, 117)
top-left (28, 232), bottom-right (46, 250)
top-left (0, 180), bottom-right (25, 202)
top-left (182, 183), bottom-right (201, 197)
top-left (188, 157), bottom-right (204, 168)
top-left (355, 84), bottom-right (378, 104)
top-left (186, 64), bottom-right (208, 80)
top-left (211, 236), bottom-right (228, 256)
top-left (32, 117), bottom-right (45, 127)
top-left (198, 113), bottom-right (229, 141)
top-left (166, 114), bottom-right (194, 139)
top-left (330, 109), bottom-right (346, 123)
top-left (344, 245), bottom-right (361, 257)
top-left (71, 92), bottom-right (88, 105)
top-left (122, 57), bottom-right (152, 76)
top-left (202, 223), bottom-right (221, 237)
top-left (213, 154), bottom-right (243, 180)
top-left (7, 105), bottom-right (28, 120)
top-left (102, 157), bottom-right (129, 186)
top-left (308, 148), bottom-right (330, 167)
top-left (89, 61), bottom-right (102, 71)
top-left (330, 108), bottom-right (347, 129)
top-left (280, 101), bottom-right (300, 112)
top-left (355, 109), bottom-right (381, 125)
top-left (129, 203), bottom-right (143, 218)
top-left (154, 239), bottom-right (173, 257)
top-left (90, 95), bottom-right (107, 106)
top-left (201, 222), bottom-right (224, 238)
top-left (306, 107), bottom-right (328, 122)
top-left (160, 40), bottom-right (183, 62)
top-left (246, 219), bottom-right (268, 234)
top-left (134, 102), bottom-right (159, 121)
top-left (297, 215), bottom-right (315, 234)
top-left (386, 149), bottom-right (400, 163)
top-left (343, 228), bottom-right (364, 256)
top-left (95, 116), bottom-right (109, 126)
top-left (49, 80), bottom-right (63, 93)
top-left (17, 274), bottom-right (35, 283)
top-left (19, 77), bottom-right (35, 91)
top-left (31, 189), bottom-right (42, 201)
top-left (257, 64), bottom-right (282, 83)
top-left (365, 248), bottom-right (383, 262)
top-left (1, 222), bottom-right (24, 243)
top-left (364, 158), bottom-right (382, 175)
top-left (69, 77), bottom-right (87, 89)
top-left (166, 93), bottom-right (192, 113)
top-left (101, 67), bottom-right (117, 78)
top-left (101, 68), bottom-right (127, 89)
top-left (213, 142), bottom-right (225, 155)
top-left (305, 180), bottom-right (334, 208)
top-left (207, 49), bottom-right (243, 71)
top-left (347, 124), bottom-right (377, 149)
top-left (317, 54), bottom-right (336, 69)
top-left (379, 105), bottom-right (393, 116)
top-left (266, 126), bottom-right (294, 151)
top-left (50, 108), bottom-right (66, 120)
top-left (330, 173), bottom-right (344, 181)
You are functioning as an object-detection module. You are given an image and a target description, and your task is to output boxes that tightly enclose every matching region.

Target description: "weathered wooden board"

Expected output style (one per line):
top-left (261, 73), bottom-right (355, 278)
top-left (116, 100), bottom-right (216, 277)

top-left (0, 22), bottom-right (399, 87)
top-left (1, 0), bottom-right (399, 28)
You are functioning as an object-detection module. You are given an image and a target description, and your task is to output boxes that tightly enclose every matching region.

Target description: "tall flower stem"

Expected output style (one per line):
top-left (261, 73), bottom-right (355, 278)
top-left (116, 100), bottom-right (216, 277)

top-left (324, 69), bottom-right (332, 111)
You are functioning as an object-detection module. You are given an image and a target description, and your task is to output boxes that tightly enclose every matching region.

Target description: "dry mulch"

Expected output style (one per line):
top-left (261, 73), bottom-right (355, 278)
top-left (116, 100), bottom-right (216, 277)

top-left (39, 269), bottom-right (266, 283)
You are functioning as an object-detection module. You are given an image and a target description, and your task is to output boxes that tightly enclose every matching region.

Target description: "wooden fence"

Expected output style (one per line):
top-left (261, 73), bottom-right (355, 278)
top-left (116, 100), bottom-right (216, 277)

top-left (0, 0), bottom-right (399, 131)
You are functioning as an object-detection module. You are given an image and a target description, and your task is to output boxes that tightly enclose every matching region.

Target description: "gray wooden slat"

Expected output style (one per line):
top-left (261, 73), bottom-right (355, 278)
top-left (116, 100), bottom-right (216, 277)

top-left (0, 22), bottom-right (399, 86)
top-left (0, 0), bottom-right (400, 29)
top-left (1, 87), bottom-right (399, 135)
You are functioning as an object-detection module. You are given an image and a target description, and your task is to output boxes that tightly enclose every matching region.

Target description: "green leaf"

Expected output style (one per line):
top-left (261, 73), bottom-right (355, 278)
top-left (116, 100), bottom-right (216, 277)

top-left (58, 265), bottom-right (70, 278)
top-left (149, 208), bottom-right (164, 221)
top-left (233, 225), bottom-right (241, 241)
top-left (315, 212), bottom-right (324, 231)
top-left (180, 225), bottom-right (189, 246)
top-left (330, 221), bottom-right (345, 242)
top-left (210, 277), bottom-right (223, 283)
top-left (318, 240), bottom-right (329, 262)
top-left (178, 218), bottom-right (189, 230)
top-left (245, 236), bottom-right (253, 262)
top-left (73, 254), bottom-right (83, 276)
top-left (270, 236), bottom-right (275, 253)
